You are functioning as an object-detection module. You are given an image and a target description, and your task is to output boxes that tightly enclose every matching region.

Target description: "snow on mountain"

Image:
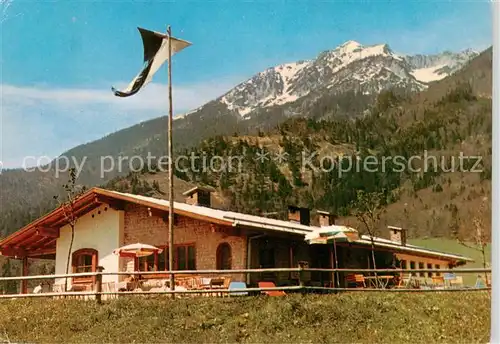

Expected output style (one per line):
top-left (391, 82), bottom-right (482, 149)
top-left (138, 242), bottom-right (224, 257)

top-left (192, 41), bottom-right (478, 118)
top-left (410, 64), bottom-right (448, 83)
top-left (405, 49), bottom-right (478, 83)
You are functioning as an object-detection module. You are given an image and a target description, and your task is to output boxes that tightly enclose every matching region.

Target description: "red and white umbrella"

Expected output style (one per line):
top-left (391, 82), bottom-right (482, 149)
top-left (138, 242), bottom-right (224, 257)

top-left (113, 243), bottom-right (163, 258)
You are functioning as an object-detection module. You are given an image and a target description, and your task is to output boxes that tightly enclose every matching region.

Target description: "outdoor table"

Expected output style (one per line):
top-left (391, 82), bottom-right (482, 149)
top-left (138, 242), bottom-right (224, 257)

top-left (117, 280), bottom-right (142, 291)
top-left (364, 275), bottom-right (394, 289)
top-left (69, 284), bottom-right (87, 292)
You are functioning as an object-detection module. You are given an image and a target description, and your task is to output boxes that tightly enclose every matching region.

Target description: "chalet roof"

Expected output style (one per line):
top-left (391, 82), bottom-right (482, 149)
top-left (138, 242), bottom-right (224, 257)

top-left (107, 189), bottom-right (314, 235)
top-left (356, 235), bottom-right (474, 263)
top-left (0, 187), bottom-right (474, 264)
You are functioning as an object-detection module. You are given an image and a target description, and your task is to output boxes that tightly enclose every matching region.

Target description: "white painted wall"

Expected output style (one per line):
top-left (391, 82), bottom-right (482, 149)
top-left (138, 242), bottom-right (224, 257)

top-left (55, 205), bottom-right (124, 287)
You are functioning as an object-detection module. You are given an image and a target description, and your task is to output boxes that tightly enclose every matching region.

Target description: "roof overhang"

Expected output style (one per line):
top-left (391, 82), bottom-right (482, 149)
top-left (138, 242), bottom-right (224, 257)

top-left (0, 188), bottom-right (234, 257)
top-left (339, 237), bottom-right (474, 265)
top-left (0, 190), bottom-right (103, 257)
top-left (228, 218), bottom-right (311, 236)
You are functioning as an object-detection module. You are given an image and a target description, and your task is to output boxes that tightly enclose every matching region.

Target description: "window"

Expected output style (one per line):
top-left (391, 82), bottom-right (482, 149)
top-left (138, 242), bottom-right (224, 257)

top-left (410, 261), bottom-right (415, 270)
top-left (138, 244), bottom-right (195, 273)
top-left (177, 246), bottom-right (186, 270)
top-left (418, 262), bottom-right (425, 277)
top-left (435, 264), bottom-right (441, 276)
top-left (259, 247), bottom-right (275, 280)
top-left (72, 248), bottom-right (98, 284)
top-left (158, 249), bottom-right (167, 271)
top-left (176, 245), bottom-right (196, 270)
top-left (138, 254), bottom-right (156, 272)
top-left (401, 260), bottom-right (407, 270)
top-left (216, 243), bottom-right (232, 270)
top-left (259, 248), bottom-right (275, 268)
top-left (427, 263), bottom-right (433, 277)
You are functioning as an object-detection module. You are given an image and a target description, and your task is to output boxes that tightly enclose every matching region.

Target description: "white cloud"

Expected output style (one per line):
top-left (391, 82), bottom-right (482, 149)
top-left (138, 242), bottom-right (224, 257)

top-left (2, 79), bottom-right (237, 114)
top-left (0, 78), bottom-right (240, 168)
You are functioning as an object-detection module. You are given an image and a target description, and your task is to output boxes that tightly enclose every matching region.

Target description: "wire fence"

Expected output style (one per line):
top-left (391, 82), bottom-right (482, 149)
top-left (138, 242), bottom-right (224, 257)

top-left (0, 267), bottom-right (491, 302)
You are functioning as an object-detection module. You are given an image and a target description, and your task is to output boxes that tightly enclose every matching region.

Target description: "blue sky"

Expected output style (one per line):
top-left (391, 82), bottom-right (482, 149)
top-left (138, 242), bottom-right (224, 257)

top-left (0, 0), bottom-right (493, 168)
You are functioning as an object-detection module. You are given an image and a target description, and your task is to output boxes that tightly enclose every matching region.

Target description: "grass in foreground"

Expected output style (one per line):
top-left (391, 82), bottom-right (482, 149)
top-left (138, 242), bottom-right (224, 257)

top-left (0, 292), bottom-right (490, 343)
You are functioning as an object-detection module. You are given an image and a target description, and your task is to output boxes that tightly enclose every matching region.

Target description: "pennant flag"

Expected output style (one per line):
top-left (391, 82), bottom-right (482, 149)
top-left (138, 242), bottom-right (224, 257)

top-left (112, 27), bottom-right (191, 97)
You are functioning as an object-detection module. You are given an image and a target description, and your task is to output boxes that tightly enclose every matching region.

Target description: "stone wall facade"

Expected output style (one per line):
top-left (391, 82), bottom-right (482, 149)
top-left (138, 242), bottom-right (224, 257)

top-left (123, 204), bottom-right (248, 281)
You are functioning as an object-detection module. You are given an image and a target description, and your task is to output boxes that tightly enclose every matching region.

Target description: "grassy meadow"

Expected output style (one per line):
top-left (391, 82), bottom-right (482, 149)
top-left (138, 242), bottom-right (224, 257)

top-left (0, 292), bottom-right (491, 343)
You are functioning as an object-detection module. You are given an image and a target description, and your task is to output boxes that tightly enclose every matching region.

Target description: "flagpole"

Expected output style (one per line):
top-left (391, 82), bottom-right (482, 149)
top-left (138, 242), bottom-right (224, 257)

top-left (167, 25), bottom-right (175, 297)
top-left (333, 238), bottom-right (339, 288)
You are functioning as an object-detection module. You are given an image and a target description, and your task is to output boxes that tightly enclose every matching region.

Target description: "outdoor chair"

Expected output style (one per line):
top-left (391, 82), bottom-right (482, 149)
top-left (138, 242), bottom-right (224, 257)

top-left (258, 281), bottom-right (286, 296)
top-left (431, 276), bottom-right (445, 288)
top-left (103, 282), bottom-right (117, 300)
top-left (52, 284), bottom-right (64, 299)
top-left (449, 276), bottom-right (464, 288)
top-left (423, 277), bottom-right (432, 286)
top-left (443, 273), bottom-right (457, 287)
top-left (187, 276), bottom-right (202, 290)
top-left (345, 274), bottom-right (366, 288)
top-left (200, 277), bottom-right (212, 288)
top-left (228, 281), bottom-right (248, 296)
top-left (207, 277), bottom-right (225, 297)
top-left (176, 276), bottom-right (193, 289)
top-left (212, 277), bottom-right (232, 297)
top-left (394, 275), bottom-right (404, 288)
top-left (194, 277), bottom-right (212, 297)
top-left (186, 277), bottom-right (204, 297)
top-left (66, 283), bottom-right (88, 300)
top-left (221, 277), bottom-right (232, 297)
top-left (210, 277), bottom-right (225, 287)
top-left (196, 277), bottom-right (226, 297)
top-left (475, 275), bottom-right (489, 289)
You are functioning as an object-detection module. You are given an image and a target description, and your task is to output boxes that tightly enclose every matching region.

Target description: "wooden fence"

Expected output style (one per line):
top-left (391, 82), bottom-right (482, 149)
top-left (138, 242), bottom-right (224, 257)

top-left (0, 267), bottom-right (491, 303)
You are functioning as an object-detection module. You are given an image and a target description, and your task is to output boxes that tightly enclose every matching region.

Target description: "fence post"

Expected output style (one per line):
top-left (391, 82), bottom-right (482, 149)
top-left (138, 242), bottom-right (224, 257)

top-left (94, 266), bottom-right (104, 304)
top-left (21, 256), bottom-right (28, 294)
top-left (298, 262), bottom-right (306, 294)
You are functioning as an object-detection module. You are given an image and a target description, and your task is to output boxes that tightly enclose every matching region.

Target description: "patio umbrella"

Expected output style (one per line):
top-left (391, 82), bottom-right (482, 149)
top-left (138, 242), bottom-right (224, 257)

top-left (305, 226), bottom-right (359, 287)
top-left (113, 243), bottom-right (163, 258)
top-left (305, 225), bottom-right (359, 244)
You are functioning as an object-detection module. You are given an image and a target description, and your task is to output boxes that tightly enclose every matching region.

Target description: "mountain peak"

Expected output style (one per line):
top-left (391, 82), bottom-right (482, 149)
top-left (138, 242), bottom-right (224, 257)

top-left (332, 41), bottom-right (397, 60)
top-left (207, 42), bottom-right (478, 118)
top-left (462, 47), bottom-right (478, 55)
top-left (338, 40), bottom-right (363, 52)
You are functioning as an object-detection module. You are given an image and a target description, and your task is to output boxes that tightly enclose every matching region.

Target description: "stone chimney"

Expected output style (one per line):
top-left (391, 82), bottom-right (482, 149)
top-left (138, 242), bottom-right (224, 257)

top-left (388, 226), bottom-right (407, 246)
top-left (317, 210), bottom-right (336, 227)
top-left (182, 186), bottom-right (214, 208)
top-left (287, 205), bottom-right (310, 226)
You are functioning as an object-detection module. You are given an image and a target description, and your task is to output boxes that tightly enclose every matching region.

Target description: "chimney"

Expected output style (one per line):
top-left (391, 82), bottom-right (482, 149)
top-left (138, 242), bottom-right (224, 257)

top-left (317, 210), bottom-right (336, 227)
top-left (287, 205), bottom-right (310, 226)
top-left (388, 226), bottom-right (407, 246)
top-left (182, 186), bottom-right (214, 208)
